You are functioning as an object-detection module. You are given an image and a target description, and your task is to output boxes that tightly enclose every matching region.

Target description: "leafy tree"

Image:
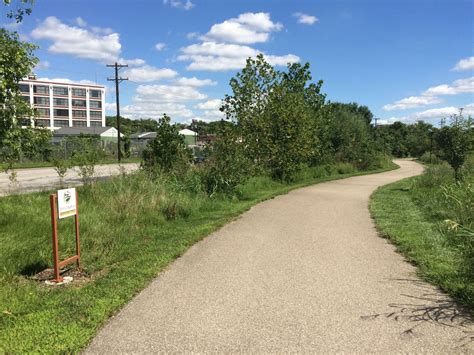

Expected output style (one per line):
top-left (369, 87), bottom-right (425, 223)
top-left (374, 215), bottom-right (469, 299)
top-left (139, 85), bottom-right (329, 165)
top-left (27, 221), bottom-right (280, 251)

top-left (0, 29), bottom-right (38, 145)
top-left (142, 114), bottom-right (191, 173)
top-left (222, 55), bottom-right (326, 180)
top-left (435, 111), bottom-right (473, 181)
top-left (3, 0), bottom-right (34, 23)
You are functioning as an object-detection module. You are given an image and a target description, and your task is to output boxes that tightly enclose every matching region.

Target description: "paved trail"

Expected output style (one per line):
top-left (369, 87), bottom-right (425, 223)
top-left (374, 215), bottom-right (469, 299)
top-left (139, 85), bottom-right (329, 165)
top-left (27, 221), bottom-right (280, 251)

top-left (0, 163), bottom-right (138, 196)
top-left (87, 160), bottom-right (473, 353)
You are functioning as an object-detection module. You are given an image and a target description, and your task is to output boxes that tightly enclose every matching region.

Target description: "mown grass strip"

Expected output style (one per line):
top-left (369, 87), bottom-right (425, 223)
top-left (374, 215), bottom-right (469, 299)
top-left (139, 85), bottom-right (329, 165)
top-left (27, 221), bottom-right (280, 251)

top-left (370, 177), bottom-right (473, 312)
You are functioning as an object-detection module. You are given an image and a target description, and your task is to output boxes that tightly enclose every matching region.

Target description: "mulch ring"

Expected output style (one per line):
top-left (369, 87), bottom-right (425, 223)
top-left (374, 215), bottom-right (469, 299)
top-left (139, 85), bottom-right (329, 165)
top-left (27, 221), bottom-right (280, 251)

top-left (31, 266), bottom-right (90, 286)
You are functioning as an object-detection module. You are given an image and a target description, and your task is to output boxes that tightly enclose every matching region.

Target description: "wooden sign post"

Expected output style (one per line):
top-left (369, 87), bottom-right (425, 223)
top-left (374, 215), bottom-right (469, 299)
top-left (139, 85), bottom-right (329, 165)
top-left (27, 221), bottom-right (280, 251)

top-left (49, 188), bottom-right (80, 283)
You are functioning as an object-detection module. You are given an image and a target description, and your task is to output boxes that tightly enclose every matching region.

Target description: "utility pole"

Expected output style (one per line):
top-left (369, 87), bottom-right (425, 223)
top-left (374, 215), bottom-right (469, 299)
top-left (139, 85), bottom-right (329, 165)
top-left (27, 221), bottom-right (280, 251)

top-left (107, 62), bottom-right (128, 162)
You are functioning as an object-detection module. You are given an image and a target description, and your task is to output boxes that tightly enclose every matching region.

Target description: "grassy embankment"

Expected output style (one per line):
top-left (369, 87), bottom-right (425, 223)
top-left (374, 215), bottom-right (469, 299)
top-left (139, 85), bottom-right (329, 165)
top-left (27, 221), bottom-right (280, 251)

top-left (0, 161), bottom-right (396, 353)
top-left (371, 157), bottom-right (473, 311)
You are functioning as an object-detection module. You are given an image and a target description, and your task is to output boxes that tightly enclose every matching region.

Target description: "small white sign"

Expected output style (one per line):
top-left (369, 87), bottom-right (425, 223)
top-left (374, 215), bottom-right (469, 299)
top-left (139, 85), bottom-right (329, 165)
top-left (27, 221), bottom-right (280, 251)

top-left (57, 188), bottom-right (77, 219)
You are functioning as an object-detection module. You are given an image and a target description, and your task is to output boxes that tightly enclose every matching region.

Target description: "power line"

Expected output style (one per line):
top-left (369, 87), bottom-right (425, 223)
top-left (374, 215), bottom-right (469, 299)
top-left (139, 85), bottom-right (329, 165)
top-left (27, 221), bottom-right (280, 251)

top-left (107, 62), bottom-right (128, 163)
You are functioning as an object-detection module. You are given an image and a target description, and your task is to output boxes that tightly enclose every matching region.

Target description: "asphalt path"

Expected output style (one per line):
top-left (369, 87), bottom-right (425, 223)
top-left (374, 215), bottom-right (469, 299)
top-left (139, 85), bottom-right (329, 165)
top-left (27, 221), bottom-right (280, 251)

top-left (0, 163), bottom-right (139, 196)
top-left (86, 160), bottom-right (473, 353)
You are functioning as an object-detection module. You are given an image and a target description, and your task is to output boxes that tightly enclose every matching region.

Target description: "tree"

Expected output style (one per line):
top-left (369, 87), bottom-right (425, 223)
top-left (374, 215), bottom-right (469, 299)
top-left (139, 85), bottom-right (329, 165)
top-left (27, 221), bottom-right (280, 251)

top-left (3, 0), bottom-right (34, 23)
top-left (435, 111), bottom-right (473, 181)
top-left (0, 29), bottom-right (38, 146)
top-left (142, 114), bottom-right (191, 173)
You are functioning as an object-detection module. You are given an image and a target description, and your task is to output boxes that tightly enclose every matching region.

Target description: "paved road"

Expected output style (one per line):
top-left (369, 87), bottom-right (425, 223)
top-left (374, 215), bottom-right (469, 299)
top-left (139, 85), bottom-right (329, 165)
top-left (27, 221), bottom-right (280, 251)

top-left (0, 163), bottom-right (139, 196)
top-left (86, 160), bottom-right (473, 353)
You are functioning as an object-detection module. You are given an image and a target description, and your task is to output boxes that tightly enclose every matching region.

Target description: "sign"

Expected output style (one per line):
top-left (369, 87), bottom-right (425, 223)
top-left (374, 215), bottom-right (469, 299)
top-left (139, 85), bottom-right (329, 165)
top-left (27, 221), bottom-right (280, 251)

top-left (57, 188), bottom-right (77, 219)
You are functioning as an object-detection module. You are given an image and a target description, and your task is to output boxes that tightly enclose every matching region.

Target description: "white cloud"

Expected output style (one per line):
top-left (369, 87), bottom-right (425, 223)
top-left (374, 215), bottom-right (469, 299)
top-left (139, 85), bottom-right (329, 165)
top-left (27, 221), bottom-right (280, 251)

top-left (174, 77), bottom-right (216, 87)
top-left (195, 99), bottom-right (222, 110)
top-left (155, 42), bottom-right (166, 51)
top-left (383, 96), bottom-right (442, 111)
top-left (186, 32), bottom-right (199, 40)
top-left (75, 17), bottom-right (87, 27)
top-left (121, 84), bottom-right (207, 121)
top-left (122, 102), bottom-right (194, 120)
top-left (36, 77), bottom-right (98, 86)
top-left (105, 102), bottom-right (116, 112)
top-left (2, 21), bottom-right (21, 30)
top-left (135, 84), bottom-right (206, 102)
top-left (35, 60), bottom-right (50, 70)
top-left (119, 58), bottom-right (146, 66)
top-left (293, 12), bottom-right (318, 25)
top-left (202, 12), bottom-right (282, 44)
top-left (123, 65), bottom-right (178, 82)
top-left (383, 103), bottom-right (474, 124)
top-left (179, 41), bottom-right (299, 71)
top-left (163, 0), bottom-right (194, 10)
top-left (31, 16), bottom-right (121, 63)
top-left (423, 77), bottom-right (474, 96)
top-left (384, 77), bottom-right (474, 111)
top-left (452, 56), bottom-right (474, 71)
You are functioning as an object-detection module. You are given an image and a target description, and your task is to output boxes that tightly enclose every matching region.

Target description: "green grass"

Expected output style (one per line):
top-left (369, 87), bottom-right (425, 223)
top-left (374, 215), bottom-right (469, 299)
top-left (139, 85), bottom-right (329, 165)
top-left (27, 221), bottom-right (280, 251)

top-left (0, 162), bottom-right (397, 353)
top-left (0, 157), bottom-right (140, 170)
top-left (370, 161), bottom-right (473, 312)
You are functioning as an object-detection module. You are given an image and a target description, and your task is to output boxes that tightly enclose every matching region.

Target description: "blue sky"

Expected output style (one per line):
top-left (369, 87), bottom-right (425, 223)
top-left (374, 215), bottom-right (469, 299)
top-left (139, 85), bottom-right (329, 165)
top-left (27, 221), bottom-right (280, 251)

top-left (2, 0), bottom-right (473, 124)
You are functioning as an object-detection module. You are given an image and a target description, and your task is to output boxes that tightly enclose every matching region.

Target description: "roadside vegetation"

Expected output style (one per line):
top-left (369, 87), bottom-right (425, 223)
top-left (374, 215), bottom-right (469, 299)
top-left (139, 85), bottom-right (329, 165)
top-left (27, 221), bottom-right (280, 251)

top-left (371, 114), bottom-right (473, 311)
top-left (1, 1), bottom-right (472, 351)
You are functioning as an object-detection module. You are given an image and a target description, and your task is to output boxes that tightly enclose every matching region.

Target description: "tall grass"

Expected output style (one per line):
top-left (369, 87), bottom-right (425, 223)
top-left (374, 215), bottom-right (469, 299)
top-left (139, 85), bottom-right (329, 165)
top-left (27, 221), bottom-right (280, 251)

top-left (371, 156), bottom-right (474, 310)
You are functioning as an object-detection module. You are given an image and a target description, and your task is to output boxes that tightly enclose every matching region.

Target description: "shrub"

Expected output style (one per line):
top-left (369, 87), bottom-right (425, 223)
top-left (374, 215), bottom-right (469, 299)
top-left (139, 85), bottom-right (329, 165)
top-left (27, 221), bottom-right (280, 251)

top-left (334, 162), bottom-right (355, 174)
top-left (201, 125), bottom-right (251, 196)
top-left (419, 151), bottom-right (442, 165)
top-left (414, 163), bottom-right (453, 189)
top-left (161, 197), bottom-right (192, 220)
top-left (142, 114), bottom-right (191, 176)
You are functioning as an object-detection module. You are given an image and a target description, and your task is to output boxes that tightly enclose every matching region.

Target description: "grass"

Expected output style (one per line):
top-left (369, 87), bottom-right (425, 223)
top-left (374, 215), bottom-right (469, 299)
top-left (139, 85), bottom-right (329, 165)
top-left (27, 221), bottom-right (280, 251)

top-left (0, 162), bottom-right (397, 353)
top-left (0, 157), bottom-right (140, 170)
top-left (370, 159), bottom-right (473, 312)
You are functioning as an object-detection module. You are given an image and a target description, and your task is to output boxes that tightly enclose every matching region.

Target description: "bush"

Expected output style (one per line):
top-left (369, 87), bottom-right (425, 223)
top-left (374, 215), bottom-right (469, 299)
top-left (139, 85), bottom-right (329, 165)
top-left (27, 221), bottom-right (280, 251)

top-left (414, 163), bottom-right (453, 189)
top-left (334, 162), bottom-right (355, 174)
top-left (142, 114), bottom-right (191, 176)
top-left (200, 125), bottom-right (251, 196)
top-left (419, 151), bottom-right (442, 165)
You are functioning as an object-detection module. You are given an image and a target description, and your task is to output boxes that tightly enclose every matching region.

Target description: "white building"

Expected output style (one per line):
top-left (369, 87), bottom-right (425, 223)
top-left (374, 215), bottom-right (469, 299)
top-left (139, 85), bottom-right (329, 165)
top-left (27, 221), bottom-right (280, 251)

top-left (19, 76), bottom-right (106, 129)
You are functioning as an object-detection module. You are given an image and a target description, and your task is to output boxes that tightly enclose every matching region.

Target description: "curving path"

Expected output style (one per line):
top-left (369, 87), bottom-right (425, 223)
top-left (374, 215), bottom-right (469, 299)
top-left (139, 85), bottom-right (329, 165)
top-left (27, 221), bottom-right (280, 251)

top-left (86, 160), bottom-right (473, 353)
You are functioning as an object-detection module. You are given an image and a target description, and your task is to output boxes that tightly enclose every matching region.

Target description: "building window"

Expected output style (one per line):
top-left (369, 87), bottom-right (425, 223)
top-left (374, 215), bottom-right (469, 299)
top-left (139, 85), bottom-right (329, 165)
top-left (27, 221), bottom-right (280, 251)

top-left (90, 121), bottom-right (102, 127)
top-left (54, 120), bottom-right (69, 127)
top-left (21, 95), bottom-right (30, 103)
top-left (34, 96), bottom-right (50, 106)
top-left (72, 110), bottom-right (86, 118)
top-left (90, 110), bottom-right (102, 119)
top-left (53, 98), bottom-right (68, 106)
top-left (72, 88), bottom-right (86, 97)
top-left (53, 86), bottom-right (68, 96)
top-left (89, 100), bottom-right (101, 109)
top-left (73, 120), bottom-right (87, 127)
top-left (72, 99), bottom-right (86, 108)
top-left (19, 84), bottom-right (29, 93)
top-left (54, 109), bottom-right (69, 117)
top-left (20, 118), bottom-right (31, 126)
top-left (33, 85), bottom-right (49, 95)
top-left (35, 119), bottom-right (50, 127)
top-left (90, 89), bottom-right (101, 99)
top-left (35, 108), bottom-right (50, 117)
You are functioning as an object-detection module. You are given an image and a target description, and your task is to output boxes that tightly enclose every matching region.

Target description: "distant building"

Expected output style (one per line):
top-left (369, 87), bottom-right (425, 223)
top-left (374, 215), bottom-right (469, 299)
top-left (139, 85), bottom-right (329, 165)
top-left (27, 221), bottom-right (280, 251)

top-left (18, 76), bottom-right (106, 129)
top-left (130, 129), bottom-right (198, 146)
top-left (51, 126), bottom-right (121, 143)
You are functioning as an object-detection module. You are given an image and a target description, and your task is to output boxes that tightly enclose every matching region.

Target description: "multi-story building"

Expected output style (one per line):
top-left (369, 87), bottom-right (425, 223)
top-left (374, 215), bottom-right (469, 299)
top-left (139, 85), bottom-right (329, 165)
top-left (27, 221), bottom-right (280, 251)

top-left (18, 76), bottom-right (106, 129)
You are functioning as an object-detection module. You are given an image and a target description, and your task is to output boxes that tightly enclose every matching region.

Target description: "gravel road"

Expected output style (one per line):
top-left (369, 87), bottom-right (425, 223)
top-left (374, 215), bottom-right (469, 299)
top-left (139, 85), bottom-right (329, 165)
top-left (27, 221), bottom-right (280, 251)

top-left (0, 163), bottom-right (139, 196)
top-left (86, 160), bottom-right (473, 353)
